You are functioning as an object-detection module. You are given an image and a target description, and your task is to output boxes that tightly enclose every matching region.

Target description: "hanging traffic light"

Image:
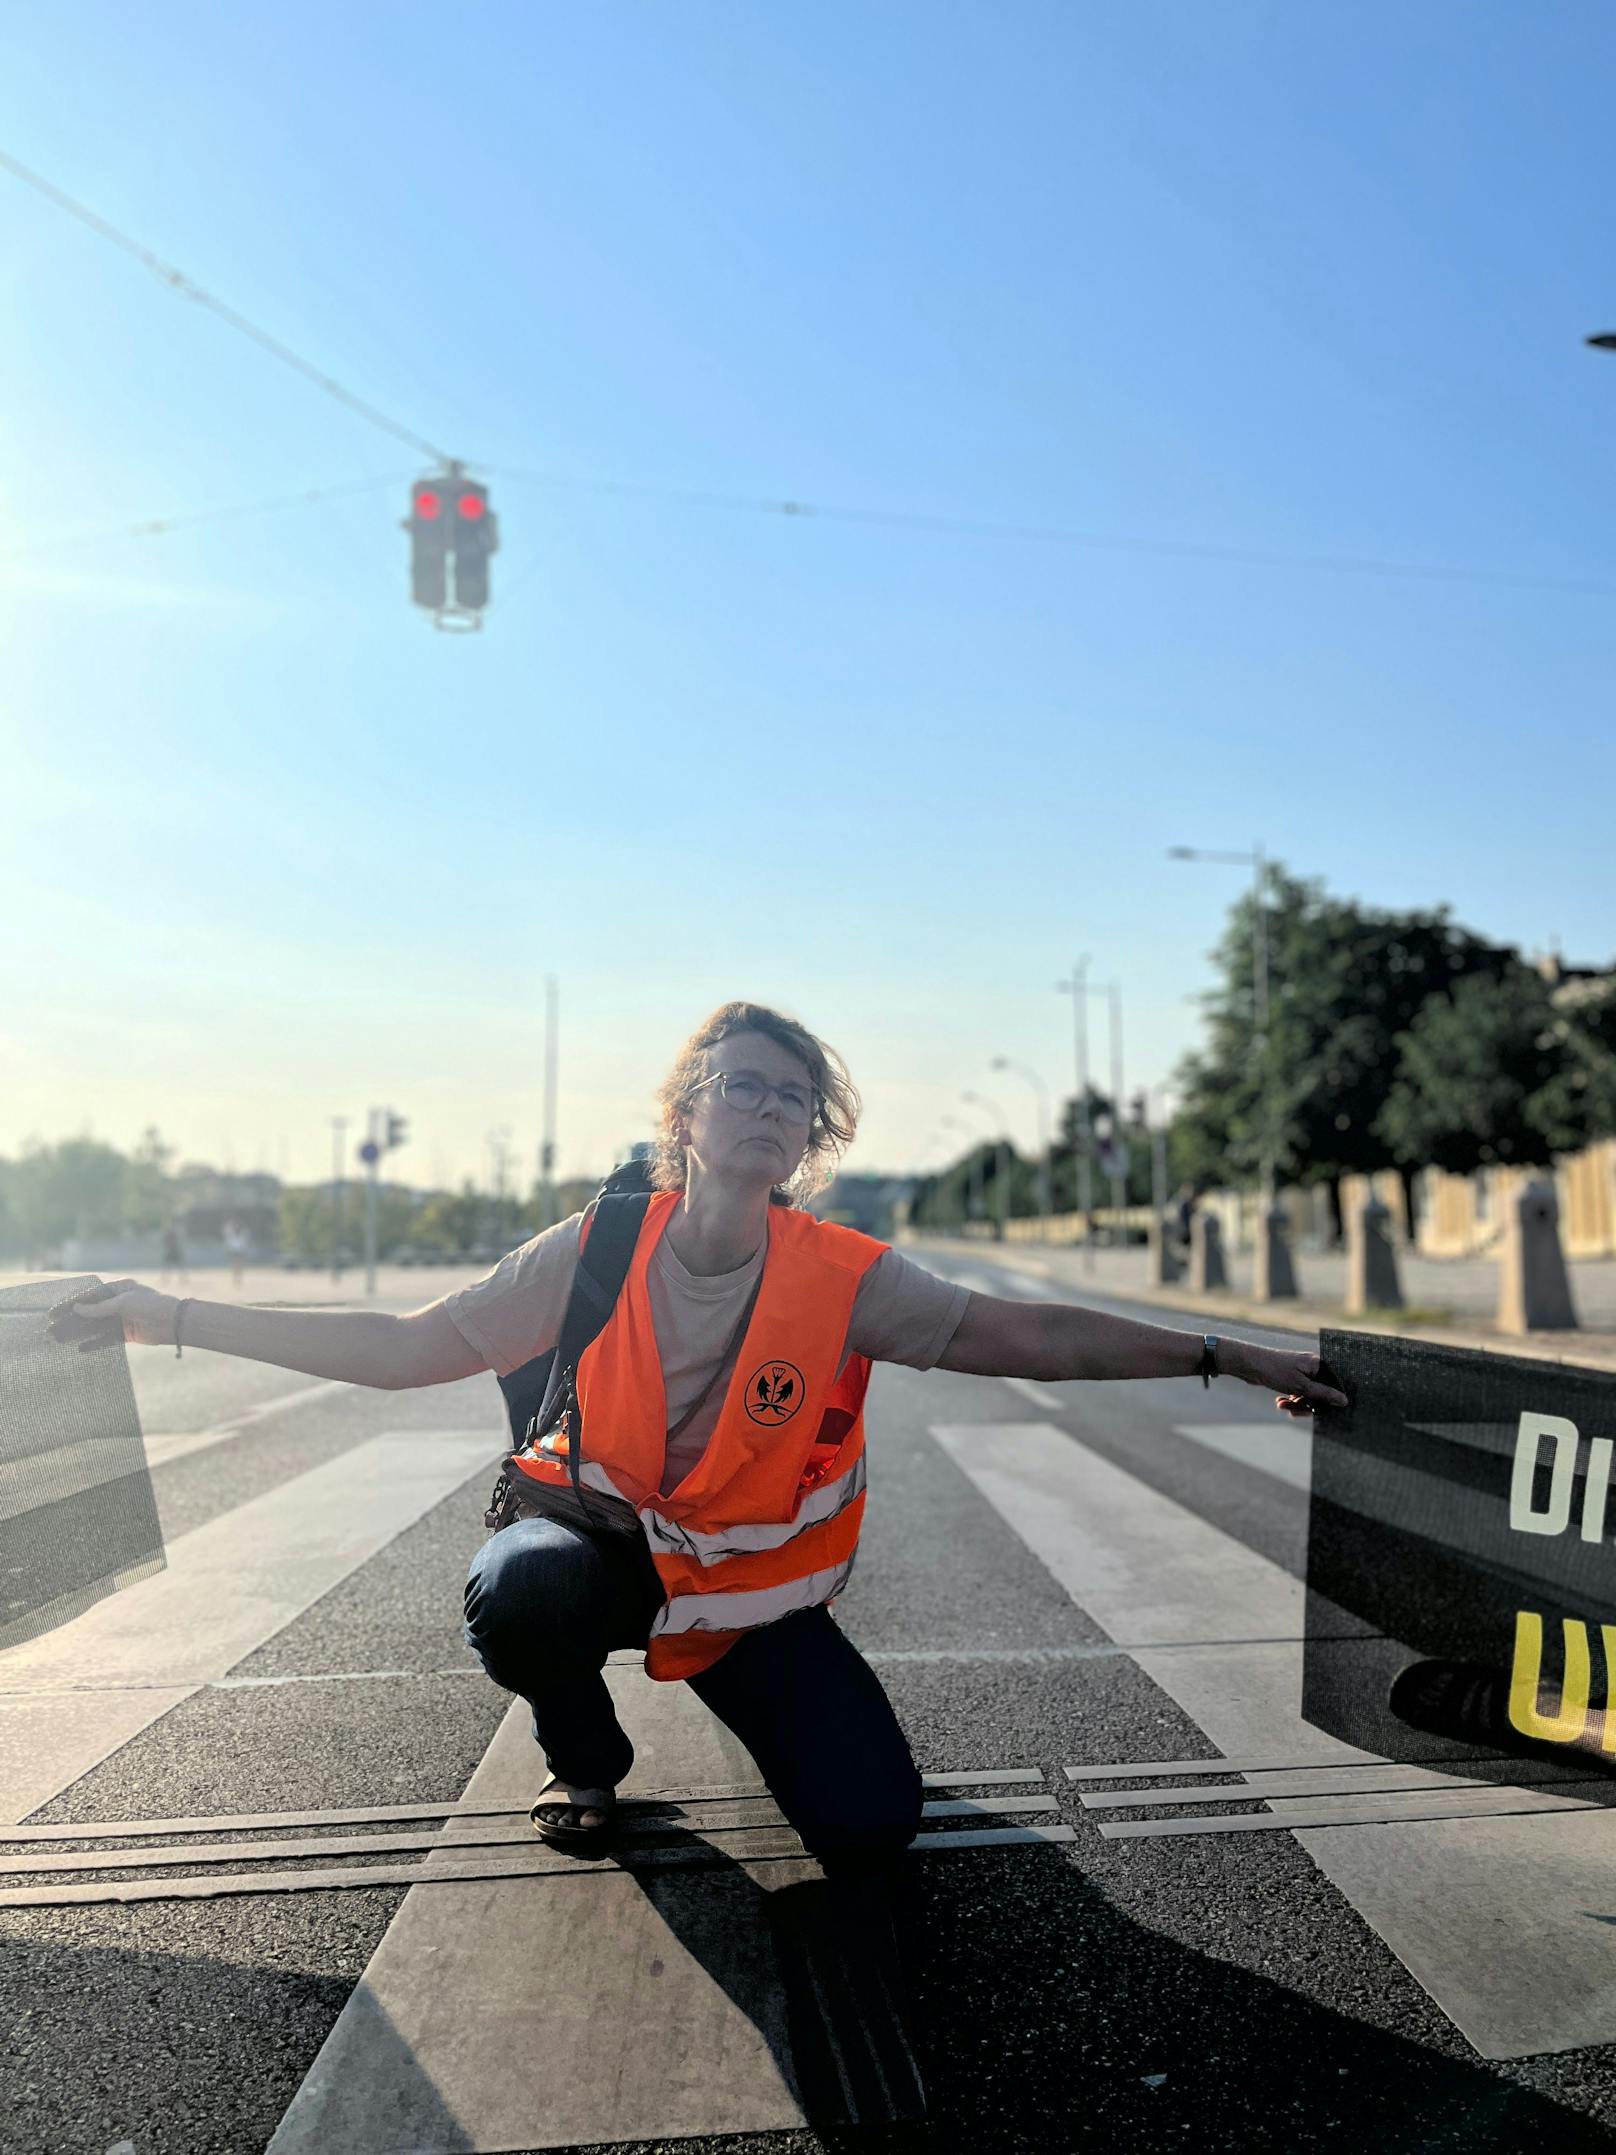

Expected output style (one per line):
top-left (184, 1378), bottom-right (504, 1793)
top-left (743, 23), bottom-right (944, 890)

top-left (449, 479), bottom-right (498, 614)
top-left (403, 465), bottom-right (499, 628)
top-left (404, 484), bottom-right (449, 611)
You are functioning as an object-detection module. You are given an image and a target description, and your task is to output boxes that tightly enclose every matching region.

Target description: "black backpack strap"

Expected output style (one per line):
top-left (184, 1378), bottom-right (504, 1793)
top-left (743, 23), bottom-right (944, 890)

top-left (556, 1194), bottom-right (647, 1368)
top-left (531, 1193), bottom-right (649, 1524)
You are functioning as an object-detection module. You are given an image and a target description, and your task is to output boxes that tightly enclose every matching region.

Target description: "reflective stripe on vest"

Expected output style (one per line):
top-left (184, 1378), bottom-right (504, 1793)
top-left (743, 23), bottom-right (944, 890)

top-left (639, 1452), bottom-right (866, 1568)
top-left (649, 1553), bottom-right (860, 1639)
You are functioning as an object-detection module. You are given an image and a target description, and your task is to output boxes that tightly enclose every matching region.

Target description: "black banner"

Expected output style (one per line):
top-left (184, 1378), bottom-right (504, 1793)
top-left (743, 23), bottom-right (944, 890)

top-left (1305, 1329), bottom-right (1616, 1785)
top-left (0, 1277), bottom-right (164, 1651)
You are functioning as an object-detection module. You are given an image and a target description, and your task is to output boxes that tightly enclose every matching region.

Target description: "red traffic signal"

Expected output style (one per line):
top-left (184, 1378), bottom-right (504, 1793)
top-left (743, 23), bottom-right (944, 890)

top-left (405, 468), bottom-right (497, 621)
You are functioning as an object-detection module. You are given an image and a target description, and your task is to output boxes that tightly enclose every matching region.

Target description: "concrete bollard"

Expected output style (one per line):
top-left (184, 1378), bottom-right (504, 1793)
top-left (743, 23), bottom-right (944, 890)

top-left (1497, 1177), bottom-right (1579, 1333)
top-left (1190, 1211), bottom-right (1227, 1293)
top-left (1253, 1203), bottom-right (1299, 1302)
top-left (1346, 1194), bottom-right (1403, 1313)
top-left (1148, 1215), bottom-right (1182, 1286)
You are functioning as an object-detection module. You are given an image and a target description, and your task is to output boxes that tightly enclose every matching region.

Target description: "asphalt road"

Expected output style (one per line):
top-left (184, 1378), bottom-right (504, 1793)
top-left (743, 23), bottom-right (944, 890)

top-left (4, 1253), bottom-right (1616, 2154)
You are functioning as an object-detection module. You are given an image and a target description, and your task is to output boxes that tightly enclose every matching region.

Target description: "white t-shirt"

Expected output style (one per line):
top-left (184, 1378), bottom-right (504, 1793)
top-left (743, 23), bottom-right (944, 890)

top-left (446, 1208), bottom-right (970, 1534)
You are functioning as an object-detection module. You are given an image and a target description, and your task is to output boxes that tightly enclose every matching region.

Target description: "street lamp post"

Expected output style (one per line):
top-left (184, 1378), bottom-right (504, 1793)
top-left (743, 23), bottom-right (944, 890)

top-left (1145, 1079), bottom-right (1187, 1245)
top-left (538, 973), bottom-right (559, 1231)
top-left (1055, 964), bottom-right (1122, 1262)
top-left (941, 1114), bottom-right (983, 1232)
top-left (1107, 980), bottom-right (1126, 1216)
top-left (960, 1091), bottom-right (1011, 1242)
top-left (1055, 959), bottom-right (1094, 1269)
top-left (1167, 844), bottom-right (1273, 1204)
top-left (1168, 843), bottom-right (1298, 1301)
top-left (329, 1116), bottom-right (347, 1284)
top-left (990, 1056), bottom-right (1053, 1228)
top-left (910, 1127), bottom-right (952, 1230)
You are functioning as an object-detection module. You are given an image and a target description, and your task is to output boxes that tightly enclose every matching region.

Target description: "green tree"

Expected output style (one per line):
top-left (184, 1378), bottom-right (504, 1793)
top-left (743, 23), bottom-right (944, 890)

top-left (1175, 870), bottom-right (1519, 1233)
top-left (1376, 967), bottom-right (1578, 1173)
top-left (276, 1184), bottom-right (424, 1261)
top-left (1530, 980), bottom-right (1616, 1154)
top-left (908, 1144), bottom-right (994, 1229)
top-left (411, 1184), bottom-right (487, 1256)
top-left (9, 1138), bottom-right (130, 1255)
top-left (124, 1127), bottom-right (175, 1236)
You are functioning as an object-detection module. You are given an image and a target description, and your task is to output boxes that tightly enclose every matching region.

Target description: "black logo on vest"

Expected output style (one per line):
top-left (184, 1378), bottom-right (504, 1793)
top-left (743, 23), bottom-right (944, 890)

top-left (744, 1359), bottom-right (805, 1425)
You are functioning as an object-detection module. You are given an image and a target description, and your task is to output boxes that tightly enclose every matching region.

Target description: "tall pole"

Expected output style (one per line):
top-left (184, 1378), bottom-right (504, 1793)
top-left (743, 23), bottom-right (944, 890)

top-left (1107, 979), bottom-right (1126, 1216)
top-left (961, 1090), bottom-right (1011, 1243)
top-left (364, 1107), bottom-right (379, 1299)
top-left (942, 1114), bottom-right (978, 1232)
top-left (1056, 959), bottom-right (1094, 1271)
top-left (540, 973), bottom-right (558, 1230)
top-left (991, 1058), bottom-right (1053, 1226)
top-left (329, 1116), bottom-right (347, 1283)
top-left (1149, 1084), bottom-right (1170, 1218)
top-left (1253, 842), bottom-right (1273, 1207)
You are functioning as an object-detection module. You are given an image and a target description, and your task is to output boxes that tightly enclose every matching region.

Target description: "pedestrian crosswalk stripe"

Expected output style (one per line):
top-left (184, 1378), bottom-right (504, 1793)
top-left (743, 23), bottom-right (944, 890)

top-left (268, 1674), bottom-right (967, 2150)
top-left (0, 1430), bottom-right (500, 1826)
top-left (141, 1379), bottom-right (355, 1468)
top-left (1169, 1418), bottom-right (1311, 1493)
top-left (931, 1417), bottom-right (1616, 2063)
top-left (1003, 1376), bottom-right (1067, 1411)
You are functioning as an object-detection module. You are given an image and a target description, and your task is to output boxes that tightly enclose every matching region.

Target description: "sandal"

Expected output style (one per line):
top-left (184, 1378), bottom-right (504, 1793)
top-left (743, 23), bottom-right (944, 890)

top-left (530, 1772), bottom-right (618, 1855)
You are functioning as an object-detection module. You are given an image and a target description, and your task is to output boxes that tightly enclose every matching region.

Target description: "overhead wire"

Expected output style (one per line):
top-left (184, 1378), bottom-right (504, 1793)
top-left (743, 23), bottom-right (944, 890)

top-left (8, 473), bottom-right (413, 561)
top-left (491, 465), bottom-right (1616, 602)
top-left (7, 150), bottom-right (1612, 604)
top-left (0, 149), bottom-right (452, 466)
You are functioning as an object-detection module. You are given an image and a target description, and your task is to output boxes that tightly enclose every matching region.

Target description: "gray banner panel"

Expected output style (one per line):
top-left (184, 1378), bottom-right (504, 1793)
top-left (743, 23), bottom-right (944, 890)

top-left (0, 1277), bottom-right (163, 1650)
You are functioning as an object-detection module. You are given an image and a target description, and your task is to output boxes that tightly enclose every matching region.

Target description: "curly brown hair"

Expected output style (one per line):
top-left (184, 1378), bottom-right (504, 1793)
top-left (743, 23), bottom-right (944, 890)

top-left (649, 1001), bottom-right (861, 1206)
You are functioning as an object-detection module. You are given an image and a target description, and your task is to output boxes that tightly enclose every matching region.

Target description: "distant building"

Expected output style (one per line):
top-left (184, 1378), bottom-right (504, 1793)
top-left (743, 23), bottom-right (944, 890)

top-left (809, 1173), bottom-right (910, 1239)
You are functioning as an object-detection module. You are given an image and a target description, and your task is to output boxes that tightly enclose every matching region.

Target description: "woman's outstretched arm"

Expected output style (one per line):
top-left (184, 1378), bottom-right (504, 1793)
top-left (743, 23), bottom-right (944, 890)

top-left (935, 1292), bottom-right (1346, 1416)
top-left (45, 1279), bottom-right (487, 1391)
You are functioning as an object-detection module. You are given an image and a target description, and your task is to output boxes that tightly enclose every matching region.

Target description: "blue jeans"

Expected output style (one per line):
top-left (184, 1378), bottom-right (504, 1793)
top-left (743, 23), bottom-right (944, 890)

top-left (463, 1516), bottom-right (924, 1867)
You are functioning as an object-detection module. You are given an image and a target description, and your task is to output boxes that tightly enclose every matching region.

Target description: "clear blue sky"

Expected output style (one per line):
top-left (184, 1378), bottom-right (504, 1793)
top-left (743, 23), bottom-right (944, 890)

top-left (4, 2), bottom-right (1613, 1190)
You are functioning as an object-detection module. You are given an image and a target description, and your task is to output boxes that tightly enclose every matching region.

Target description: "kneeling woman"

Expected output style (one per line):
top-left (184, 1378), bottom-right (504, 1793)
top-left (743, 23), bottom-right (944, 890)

top-left (449, 1001), bottom-right (1339, 1859)
top-left (49, 999), bottom-right (1341, 1867)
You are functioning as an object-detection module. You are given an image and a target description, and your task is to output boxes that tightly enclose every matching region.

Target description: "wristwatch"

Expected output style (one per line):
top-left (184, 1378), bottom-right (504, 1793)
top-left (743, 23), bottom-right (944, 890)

top-left (1197, 1335), bottom-right (1220, 1388)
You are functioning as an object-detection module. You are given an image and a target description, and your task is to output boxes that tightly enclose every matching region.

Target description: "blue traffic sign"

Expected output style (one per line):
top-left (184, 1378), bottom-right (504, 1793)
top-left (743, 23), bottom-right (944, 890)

top-left (357, 1139), bottom-right (381, 1165)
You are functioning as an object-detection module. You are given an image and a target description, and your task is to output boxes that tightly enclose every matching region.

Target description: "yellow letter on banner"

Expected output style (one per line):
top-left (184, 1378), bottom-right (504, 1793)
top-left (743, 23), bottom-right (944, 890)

top-left (1509, 1610), bottom-right (1591, 1743)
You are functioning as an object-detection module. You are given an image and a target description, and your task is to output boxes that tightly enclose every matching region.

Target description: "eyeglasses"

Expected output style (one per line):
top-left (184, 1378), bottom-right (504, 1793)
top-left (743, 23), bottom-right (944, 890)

top-left (690, 1069), bottom-right (818, 1123)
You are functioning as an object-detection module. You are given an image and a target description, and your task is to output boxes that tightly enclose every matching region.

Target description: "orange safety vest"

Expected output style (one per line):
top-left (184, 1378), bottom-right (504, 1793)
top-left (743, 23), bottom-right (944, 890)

top-left (510, 1188), bottom-right (887, 1681)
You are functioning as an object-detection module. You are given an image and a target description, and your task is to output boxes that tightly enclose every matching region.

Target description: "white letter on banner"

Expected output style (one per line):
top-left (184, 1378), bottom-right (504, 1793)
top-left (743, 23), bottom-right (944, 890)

top-left (1509, 1412), bottom-right (1580, 1537)
top-left (1582, 1437), bottom-right (1614, 1545)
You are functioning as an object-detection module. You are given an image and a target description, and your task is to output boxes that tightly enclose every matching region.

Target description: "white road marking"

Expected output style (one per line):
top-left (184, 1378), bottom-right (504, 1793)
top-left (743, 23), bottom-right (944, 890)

top-left (0, 1431), bottom-right (499, 1825)
top-left (143, 1378), bottom-right (354, 1466)
top-left (0, 1384), bottom-right (358, 1520)
top-left (270, 1680), bottom-right (814, 2151)
top-left (929, 1418), bottom-right (1616, 2061)
top-left (951, 1267), bottom-right (1001, 1296)
top-left (988, 1272), bottom-right (1062, 1299)
top-left (1003, 1376), bottom-right (1067, 1412)
top-left (1170, 1419), bottom-right (1312, 1494)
